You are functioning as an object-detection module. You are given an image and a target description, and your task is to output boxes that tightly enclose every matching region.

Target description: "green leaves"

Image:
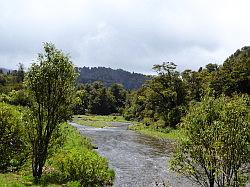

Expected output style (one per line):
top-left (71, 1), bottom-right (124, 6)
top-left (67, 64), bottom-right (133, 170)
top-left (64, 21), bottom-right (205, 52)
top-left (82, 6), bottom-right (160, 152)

top-left (53, 147), bottom-right (114, 187)
top-left (49, 124), bottom-right (114, 186)
top-left (124, 62), bottom-right (187, 127)
top-left (24, 43), bottom-right (78, 180)
top-left (0, 103), bottom-right (29, 172)
top-left (170, 95), bottom-right (250, 187)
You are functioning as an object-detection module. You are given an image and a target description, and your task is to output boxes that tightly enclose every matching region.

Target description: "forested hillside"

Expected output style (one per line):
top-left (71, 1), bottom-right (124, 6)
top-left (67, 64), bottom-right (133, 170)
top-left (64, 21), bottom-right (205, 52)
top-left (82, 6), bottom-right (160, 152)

top-left (76, 66), bottom-right (149, 90)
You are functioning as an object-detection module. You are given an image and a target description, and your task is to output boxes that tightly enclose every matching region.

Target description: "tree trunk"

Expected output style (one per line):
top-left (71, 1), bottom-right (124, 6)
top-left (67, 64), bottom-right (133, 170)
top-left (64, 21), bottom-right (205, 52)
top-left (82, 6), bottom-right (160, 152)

top-left (32, 153), bottom-right (44, 183)
top-left (32, 141), bottom-right (48, 183)
top-left (209, 179), bottom-right (214, 187)
top-left (209, 170), bottom-right (215, 187)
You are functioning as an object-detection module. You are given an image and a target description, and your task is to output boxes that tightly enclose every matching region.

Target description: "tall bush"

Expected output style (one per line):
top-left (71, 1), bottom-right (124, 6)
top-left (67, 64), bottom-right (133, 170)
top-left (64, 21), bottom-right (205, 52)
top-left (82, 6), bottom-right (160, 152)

top-left (170, 95), bottom-right (250, 187)
top-left (0, 102), bottom-right (28, 172)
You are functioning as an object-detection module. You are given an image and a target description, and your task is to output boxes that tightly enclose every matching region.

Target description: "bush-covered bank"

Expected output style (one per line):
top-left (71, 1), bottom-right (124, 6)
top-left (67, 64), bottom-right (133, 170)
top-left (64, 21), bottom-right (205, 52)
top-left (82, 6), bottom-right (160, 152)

top-left (47, 123), bottom-right (115, 186)
top-left (0, 115), bottom-right (115, 186)
top-left (170, 95), bottom-right (250, 186)
top-left (72, 115), bottom-right (130, 128)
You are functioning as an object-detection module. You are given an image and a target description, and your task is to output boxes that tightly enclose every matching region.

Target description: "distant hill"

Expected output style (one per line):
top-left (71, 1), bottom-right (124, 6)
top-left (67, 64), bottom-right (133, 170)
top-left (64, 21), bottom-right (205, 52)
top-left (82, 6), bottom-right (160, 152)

top-left (0, 68), bottom-right (13, 74)
top-left (76, 66), bottom-right (150, 90)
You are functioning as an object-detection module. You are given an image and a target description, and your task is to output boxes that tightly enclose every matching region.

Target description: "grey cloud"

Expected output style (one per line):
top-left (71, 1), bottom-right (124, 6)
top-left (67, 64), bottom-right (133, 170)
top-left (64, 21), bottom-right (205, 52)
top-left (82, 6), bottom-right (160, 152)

top-left (0, 0), bottom-right (249, 74)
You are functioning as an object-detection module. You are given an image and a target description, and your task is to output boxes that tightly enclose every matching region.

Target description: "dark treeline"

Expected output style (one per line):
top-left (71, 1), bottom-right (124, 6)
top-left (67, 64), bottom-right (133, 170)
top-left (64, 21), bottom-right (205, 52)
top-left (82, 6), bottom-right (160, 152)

top-left (73, 82), bottom-right (127, 115)
top-left (76, 66), bottom-right (149, 90)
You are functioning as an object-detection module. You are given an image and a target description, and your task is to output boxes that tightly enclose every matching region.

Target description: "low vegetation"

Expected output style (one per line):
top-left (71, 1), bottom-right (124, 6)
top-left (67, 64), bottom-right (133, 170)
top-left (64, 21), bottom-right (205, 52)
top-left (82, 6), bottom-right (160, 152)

top-left (47, 123), bottom-right (115, 186)
top-left (0, 122), bottom-right (115, 186)
top-left (170, 95), bottom-right (250, 187)
top-left (72, 115), bottom-right (129, 128)
top-left (129, 123), bottom-right (184, 140)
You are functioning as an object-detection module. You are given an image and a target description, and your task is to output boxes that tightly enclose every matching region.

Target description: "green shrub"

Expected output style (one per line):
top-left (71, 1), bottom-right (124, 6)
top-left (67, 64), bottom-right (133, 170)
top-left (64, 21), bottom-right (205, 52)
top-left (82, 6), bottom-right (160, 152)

top-left (47, 124), bottom-right (115, 186)
top-left (8, 90), bottom-right (32, 106)
top-left (67, 181), bottom-right (81, 187)
top-left (53, 148), bottom-right (114, 186)
top-left (170, 95), bottom-right (250, 187)
top-left (0, 90), bottom-right (32, 107)
top-left (0, 102), bottom-right (29, 172)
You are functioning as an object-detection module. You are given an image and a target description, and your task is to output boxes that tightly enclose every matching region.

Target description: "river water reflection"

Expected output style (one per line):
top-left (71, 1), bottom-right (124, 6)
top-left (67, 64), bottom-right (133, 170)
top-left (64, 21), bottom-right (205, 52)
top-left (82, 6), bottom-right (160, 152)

top-left (71, 122), bottom-right (195, 187)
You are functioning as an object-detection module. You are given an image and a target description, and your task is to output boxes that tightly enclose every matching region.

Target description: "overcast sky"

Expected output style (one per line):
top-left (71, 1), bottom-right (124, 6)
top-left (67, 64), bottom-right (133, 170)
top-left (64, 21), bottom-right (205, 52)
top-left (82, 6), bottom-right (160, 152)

top-left (0, 0), bottom-right (249, 74)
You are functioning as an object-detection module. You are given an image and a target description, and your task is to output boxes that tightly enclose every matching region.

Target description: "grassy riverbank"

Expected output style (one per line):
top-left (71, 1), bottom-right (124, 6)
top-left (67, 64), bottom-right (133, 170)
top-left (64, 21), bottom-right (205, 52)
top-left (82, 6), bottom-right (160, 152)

top-left (128, 123), bottom-right (185, 140)
top-left (72, 115), bottom-right (130, 128)
top-left (73, 115), bottom-right (185, 140)
top-left (0, 123), bottom-right (114, 187)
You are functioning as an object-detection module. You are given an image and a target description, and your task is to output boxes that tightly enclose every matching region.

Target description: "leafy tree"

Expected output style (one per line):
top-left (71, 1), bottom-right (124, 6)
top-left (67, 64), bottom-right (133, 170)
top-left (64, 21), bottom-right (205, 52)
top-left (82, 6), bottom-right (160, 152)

top-left (170, 95), bottom-right (250, 187)
top-left (17, 63), bottom-right (25, 83)
top-left (0, 103), bottom-right (28, 172)
top-left (72, 82), bottom-right (127, 115)
top-left (109, 83), bottom-right (127, 113)
top-left (25, 43), bottom-right (77, 181)
top-left (181, 69), bottom-right (203, 102)
top-left (205, 63), bottom-right (218, 73)
top-left (7, 90), bottom-right (32, 107)
top-left (124, 62), bottom-right (187, 127)
top-left (0, 73), bottom-right (6, 86)
top-left (208, 46), bottom-right (250, 97)
top-left (87, 82), bottom-right (115, 115)
top-left (123, 87), bottom-right (148, 121)
top-left (73, 89), bottom-right (88, 115)
top-left (147, 62), bottom-right (187, 127)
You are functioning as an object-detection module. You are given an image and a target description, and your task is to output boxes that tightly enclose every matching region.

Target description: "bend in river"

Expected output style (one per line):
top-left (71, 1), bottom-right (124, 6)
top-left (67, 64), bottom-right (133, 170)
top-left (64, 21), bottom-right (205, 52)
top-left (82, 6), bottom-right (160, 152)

top-left (70, 122), bottom-right (195, 187)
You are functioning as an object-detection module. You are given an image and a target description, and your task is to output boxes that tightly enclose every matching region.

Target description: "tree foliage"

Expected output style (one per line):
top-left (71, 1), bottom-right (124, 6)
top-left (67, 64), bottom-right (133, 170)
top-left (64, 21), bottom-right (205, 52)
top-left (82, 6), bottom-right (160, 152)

top-left (73, 82), bottom-right (127, 115)
top-left (124, 46), bottom-right (250, 129)
top-left (0, 103), bottom-right (28, 172)
top-left (170, 95), bottom-right (250, 187)
top-left (207, 46), bottom-right (250, 97)
top-left (25, 43), bottom-right (77, 181)
top-left (124, 62), bottom-right (187, 128)
top-left (109, 83), bottom-right (127, 112)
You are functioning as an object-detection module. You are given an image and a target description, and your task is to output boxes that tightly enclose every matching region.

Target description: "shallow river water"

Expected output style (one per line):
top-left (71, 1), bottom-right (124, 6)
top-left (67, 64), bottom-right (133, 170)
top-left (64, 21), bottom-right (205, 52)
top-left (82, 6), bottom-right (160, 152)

top-left (71, 122), bottom-right (195, 187)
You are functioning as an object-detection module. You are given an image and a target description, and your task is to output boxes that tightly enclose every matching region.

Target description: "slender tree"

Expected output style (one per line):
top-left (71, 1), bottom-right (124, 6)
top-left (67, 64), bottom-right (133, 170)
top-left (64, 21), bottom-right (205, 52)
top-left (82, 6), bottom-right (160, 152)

top-left (17, 63), bottom-right (25, 83)
top-left (25, 43), bottom-right (77, 181)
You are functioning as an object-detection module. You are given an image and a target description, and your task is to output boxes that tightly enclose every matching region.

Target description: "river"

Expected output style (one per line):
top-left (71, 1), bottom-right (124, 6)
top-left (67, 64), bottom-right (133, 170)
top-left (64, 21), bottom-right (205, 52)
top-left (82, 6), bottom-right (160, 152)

top-left (71, 122), bottom-right (195, 187)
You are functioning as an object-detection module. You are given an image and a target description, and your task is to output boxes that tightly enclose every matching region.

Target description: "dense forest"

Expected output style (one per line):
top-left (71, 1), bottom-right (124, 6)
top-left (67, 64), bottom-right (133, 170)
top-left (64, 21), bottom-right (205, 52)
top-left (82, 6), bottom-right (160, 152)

top-left (76, 66), bottom-right (149, 90)
top-left (0, 45), bottom-right (249, 186)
